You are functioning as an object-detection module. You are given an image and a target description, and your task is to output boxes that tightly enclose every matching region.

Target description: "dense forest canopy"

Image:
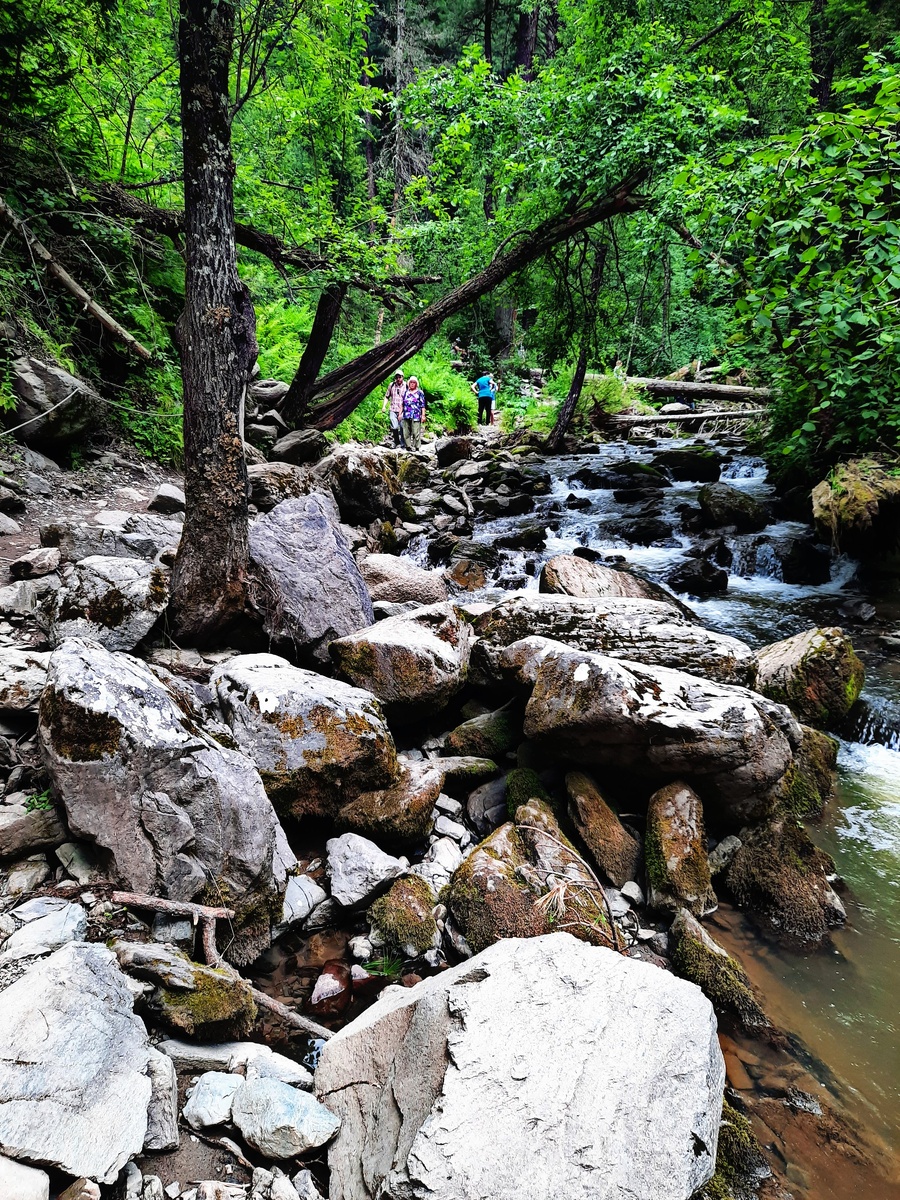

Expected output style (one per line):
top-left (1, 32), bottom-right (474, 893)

top-left (1, 0), bottom-right (899, 468)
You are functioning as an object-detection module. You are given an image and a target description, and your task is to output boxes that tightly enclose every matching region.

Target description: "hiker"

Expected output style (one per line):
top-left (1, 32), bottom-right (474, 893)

top-left (401, 375), bottom-right (427, 451)
top-left (471, 372), bottom-right (497, 425)
top-left (381, 369), bottom-right (406, 447)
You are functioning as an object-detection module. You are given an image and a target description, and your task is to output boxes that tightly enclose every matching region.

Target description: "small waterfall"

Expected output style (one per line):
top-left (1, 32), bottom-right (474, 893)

top-left (842, 700), bottom-right (900, 752)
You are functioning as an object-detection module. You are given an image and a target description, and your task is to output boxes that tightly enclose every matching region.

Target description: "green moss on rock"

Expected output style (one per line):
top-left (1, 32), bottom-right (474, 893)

top-left (446, 705), bottom-right (519, 759)
top-left (756, 627), bottom-right (864, 729)
top-left (369, 875), bottom-right (438, 957)
top-left (39, 688), bottom-right (121, 761)
top-left (565, 770), bottom-right (641, 888)
top-left (773, 725), bottom-right (838, 818)
top-left (504, 767), bottom-right (551, 817)
top-left (696, 1100), bottom-right (769, 1200)
top-left (153, 965), bottom-right (257, 1040)
top-left (645, 782), bottom-right (717, 916)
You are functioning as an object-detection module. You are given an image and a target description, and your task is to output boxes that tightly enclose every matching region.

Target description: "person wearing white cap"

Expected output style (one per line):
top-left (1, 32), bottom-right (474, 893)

top-left (382, 368), bottom-right (406, 447)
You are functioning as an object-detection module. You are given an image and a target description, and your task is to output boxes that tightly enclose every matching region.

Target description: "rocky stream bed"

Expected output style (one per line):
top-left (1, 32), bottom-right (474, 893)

top-left (1, 414), bottom-right (899, 1200)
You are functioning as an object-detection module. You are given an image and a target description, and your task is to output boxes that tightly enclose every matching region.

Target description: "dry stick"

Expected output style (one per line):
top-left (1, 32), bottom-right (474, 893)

top-left (0, 195), bottom-right (153, 360)
top-left (112, 890), bottom-right (334, 1041)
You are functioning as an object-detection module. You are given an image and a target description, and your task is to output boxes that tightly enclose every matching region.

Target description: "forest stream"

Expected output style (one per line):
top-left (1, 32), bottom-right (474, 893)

top-left (404, 430), bottom-right (900, 1198)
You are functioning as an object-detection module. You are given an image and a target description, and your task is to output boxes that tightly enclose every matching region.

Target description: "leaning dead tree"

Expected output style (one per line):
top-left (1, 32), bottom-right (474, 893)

top-left (289, 173), bottom-right (649, 430)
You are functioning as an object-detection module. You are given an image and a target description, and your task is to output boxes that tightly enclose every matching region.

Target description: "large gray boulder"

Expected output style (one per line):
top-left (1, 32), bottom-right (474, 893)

top-left (250, 496), bottom-right (374, 664)
top-left (0, 648), bottom-right (50, 710)
top-left (40, 510), bottom-right (182, 562)
top-left (360, 553), bottom-right (448, 606)
top-left (0, 805), bottom-right (66, 860)
top-left (313, 444), bottom-right (400, 526)
top-left (697, 482), bottom-right (768, 532)
top-left (755, 626), bottom-right (864, 729)
top-left (473, 593), bottom-right (757, 686)
top-left (269, 428), bottom-right (328, 466)
top-left (0, 942), bottom-right (152, 1183)
top-left (330, 603), bottom-right (474, 714)
top-left (211, 653), bottom-right (398, 819)
top-left (6, 357), bottom-right (98, 446)
top-left (523, 647), bottom-right (801, 822)
top-left (539, 554), bottom-right (691, 615)
top-left (316, 933), bottom-right (724, 1200)
top-left (39, 639), bottom-right (283, 962)
top-left (46, 556), bottom-right (169, 651)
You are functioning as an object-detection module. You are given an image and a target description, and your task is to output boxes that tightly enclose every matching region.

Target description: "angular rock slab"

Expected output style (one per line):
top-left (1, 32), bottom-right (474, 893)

top-left (231, 1079), bottom-right (340, 1159)
top-left (0, 942), bottom-right (152, 1184)
top-left (330, 603), bottom-right (474, 715)
top-left (212, 653), bottom-right (398, 818)
top-left (474, 593), bottom-right (757, 686)
top-left (39, 639), bottom-right (282, 961)
top-left (359, 554), bottom-right (448, 606)
top-left (41, 511), bottom-right (182, 563)
top-left (249, 496), bottom-right (374, 663)
top-left (317, 933), bottom-right (724, 1200)
top-left (523, 647), bottom-right (801, 821)
top-left (47, 555), bottom-right (169, 651)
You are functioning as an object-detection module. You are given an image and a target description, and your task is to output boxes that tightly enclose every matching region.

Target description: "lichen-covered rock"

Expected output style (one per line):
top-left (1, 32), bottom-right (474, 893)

top-left (755, 626), bottom-right (864, 729)
top-left (565, 771), bottom-right (641, 888)
top-left (211, 653), bottom-right (398, 819)
top-left (446, 703), bottom-right (519, 759)
top-left (247, 461), bottom-right (315, 511)
top-left (317, 933), bottom-right (724, 1200)
top-left (539, 554), bottom-right (691, 615)
top-left (46, 556), bottom-right (169, 651)
top-left (337, 761), bottom-right (444, 849)
top-left (0, 648), bottom-right (50, 710)
top-left (523, 647), bottom-right (800, 822)
top-left (474, 594), bottom-right (757, 686)
top-left (368, 876), bottom-right (438, 958)
top-left (697, 483), bottom-right (769, 532)
top-left (645, 782), bottom-right (717, 917)
top-left (771, 724), bottom-right (838, 818)
top-left (360, 554), bottom-right (448, 606)
top-left (331, 603), bottom-right (473, 715)
top-left (726, 817), bottom-right (846, 949)
top-left (39, 639), bottom-right (283, 963)
top-left (669, 909), bottom-right (773, 1040)
top-left (447, 799), bottom-right (611, 953)
top-left (40, 510), bottom-right (182, 562)
top-left (250, 494), bottom-right (373, 663)
top-left (812, 458), bottom-right (900, 559)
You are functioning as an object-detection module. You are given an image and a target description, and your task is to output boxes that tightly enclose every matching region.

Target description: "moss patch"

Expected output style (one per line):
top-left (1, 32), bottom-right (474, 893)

top-left (774, 726), bottom-right (838, 818)
top-left (369, 875), bottom-right (437, 957)
top-left (153, 965), bottom-right (257, 1039)
top-left (505, 767), bottom-right (551, 817)
top-left (446, 705), bottom-right (519, 759)
top-left (696, 1100), bottom-right (769, 1200)
top-left (40, 688), bottom-right (121, 761)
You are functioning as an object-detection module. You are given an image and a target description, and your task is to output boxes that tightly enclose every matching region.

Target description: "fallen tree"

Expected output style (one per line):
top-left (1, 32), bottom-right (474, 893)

top-left (588, 375), bottom-right (771, 403)
top-left (611, 408), bottom-right (767, 424)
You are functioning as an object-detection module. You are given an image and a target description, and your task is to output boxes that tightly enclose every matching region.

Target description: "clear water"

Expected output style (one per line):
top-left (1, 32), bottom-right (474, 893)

top-left (460, 436), bottom-right (900, 1178)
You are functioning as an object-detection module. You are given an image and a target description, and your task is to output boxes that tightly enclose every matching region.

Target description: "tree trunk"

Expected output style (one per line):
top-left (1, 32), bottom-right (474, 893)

top-left (515, 4), bottom-right (540, 79)
top-left (546, 245), bottom-right (605, 451)
top-left (303, 174), bottom-right (647, 429)
top-left (281, 282), bottom-right (348, 425)
top-left (809, 0), bottom-right (834, 110)
top-left (169, 0), bottom-right (257, 645)
top-left (484, 0), bottom-right (494, 61)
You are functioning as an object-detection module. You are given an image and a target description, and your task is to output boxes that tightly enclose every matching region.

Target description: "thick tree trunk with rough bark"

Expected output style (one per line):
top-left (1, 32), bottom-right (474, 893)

top-left (809, 0), bottom-right (834, 110)
top-left (281, 282), bottom-right (348, 425)
top-left (515, 4), bottom-right (540, 79)
top-left (301, 175), bottom-right (647, 429)
top-left (169, 0), bottom-right (257, 644)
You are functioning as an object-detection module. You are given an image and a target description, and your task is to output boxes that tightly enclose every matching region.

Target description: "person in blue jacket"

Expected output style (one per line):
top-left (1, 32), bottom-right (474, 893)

top-left (471, 372), bottom-right (497, 426)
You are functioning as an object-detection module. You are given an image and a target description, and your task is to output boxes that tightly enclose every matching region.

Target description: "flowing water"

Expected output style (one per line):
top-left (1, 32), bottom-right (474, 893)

top-left (460, 434), bottom-right (900, 1193)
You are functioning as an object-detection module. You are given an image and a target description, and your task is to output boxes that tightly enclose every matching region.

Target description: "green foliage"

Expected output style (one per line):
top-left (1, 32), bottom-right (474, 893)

top-left (24, 788), bottom-right (53, 813)
top-left (364, 954), bottom-right (404, 977)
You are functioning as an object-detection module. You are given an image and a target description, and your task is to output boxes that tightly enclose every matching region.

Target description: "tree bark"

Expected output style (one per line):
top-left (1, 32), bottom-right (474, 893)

top-left (809, 0), bottom-right (834, 110)
top-left (546, 245), bottom-right (605, 451)
top-left (281, 281), bottom-right (348, 425)
top-left (302, 175), bottom-right (647, 429)
top-left (515, 4), bottom-right (540, 79)
top-left (484, 0), bottom-right (494, 62)
top-left (169, 0), bottom-right (257, 645)
top-left (587, 376), bottom-right (771, 402)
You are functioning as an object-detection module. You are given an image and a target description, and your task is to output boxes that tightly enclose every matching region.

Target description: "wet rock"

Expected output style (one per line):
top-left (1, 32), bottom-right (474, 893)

top-left (280, 874), bottom-right (329, 934)
top-left (326, 833), bottom-right (406, 907)
top-left (338, 760), bottom-right (444, 849)
top-left (771, 724), bottom-right (838, 818)
top-left (212, 653), bottom-right (397, 819)
top-left (0, 942), bottom-right (152, 1183)
top-left (539, 554), bottom-right (692, 614)
top-left (331, 603), bottom-right (473, 715)
top-left (41, 510), bottom-right (182, 563)
top-left (7, 356), bottom-right (98, 445)
top-left (47, 556), bottom-right (169, 651)
top-left (0, 899), bottom-right (86, 961)
top-left (812, 458), bottom-right (900, 559)
top-left (270, 428), bottom-right (328, 466)
top-left (231, 1079), bottom-right (340, 1159)
top-left (522, 647), bottom-right (800, 822)
top-left (0, 1154), bottom-right (49, 1200)
top-left (610, 516), bottom-right (674, 546)
top-left (496, 522), bottom-right (546, 551)
top-left (147, 483), bottom-right (186, 514)
top-left (9, 547), bottom-right (60, 580)
top-left (466, 776), bottom-right (507, 835)
top-left (645, 783), bottom-right (717, 917)
top-left (144, 1047), bottom-right (179, 1151)
top-left (317, 932), bottom-right (723, 1200)
top-left (183, 1071), bottom-right (245, 1129)
top-left (446, 703), bottom-right (518, 759)
top-left (308, 960), bottom-right (353, 1017)
top-left (435, 436), bottom-right (474, 467)
top-left (475, 594), bottom-right (757, 686)
top-left (726, 817), bottom-right (846, 949)
top-left (669, 909), bottom-right (773, 1041)
top-left (697, 483), bottom-right (769, 532)
top-left (247, 461), bottom-right (315, 511)
top-left (666, 556), bottom-right (729, 597)
top-left (565, 770), bottom-right (641, 888)
top-left (651, 447), bottom-right (722, 482)
top-left (359, 553), bottom-right (448, 605)
top-left (0, 804), bottom-right (65, 860)
top-left (779, 537), bottom-right (831, 585)
top-left (0, 648), bottom-right (50, 710)
top-left (755, 626), bottom-right (864, 729)
top-left (707, 835), bottom-right (742, 877)
top-left (40, 639), bottom-right (282, 963)
top-left (250, 496), bottom-right (374, 664)
top-left (369, 876), bottom-right (438, 958)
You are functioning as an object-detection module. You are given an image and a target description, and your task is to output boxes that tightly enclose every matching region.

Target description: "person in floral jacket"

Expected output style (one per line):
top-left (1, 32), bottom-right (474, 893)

top-left (401, 375), bottom-right (427, 450)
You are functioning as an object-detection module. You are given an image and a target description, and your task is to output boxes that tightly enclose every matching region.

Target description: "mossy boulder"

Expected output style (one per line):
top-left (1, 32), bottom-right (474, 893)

top-left (446, 704), bottom-right (519, 760)
top-left (755, 626), bottom-right (864, 730)
top-left (565, 770), bottom-right (641, 888)
top-left (669, 909), bottom-right (774, 1041)
top-left (811, 457), bottom-right (900, 561)
top-left (368, 875), bottom-right (438, 958)
top-left (697, 483), bottom-right (769, 532)
top-left (771, 725), bottom-right (838, 818)
top-left (651, 447), bottom-right (722, 483)
top-left (726, 817), bottom-right (846, 949)
top-left (695, 1099), bottom-right (770, 1200)
top-left (504, 767), bottom-right (551, 817)
top-left (645, 782), bottom-right (717, 917)
top-left (338, 761), bottom-right (444, 849)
